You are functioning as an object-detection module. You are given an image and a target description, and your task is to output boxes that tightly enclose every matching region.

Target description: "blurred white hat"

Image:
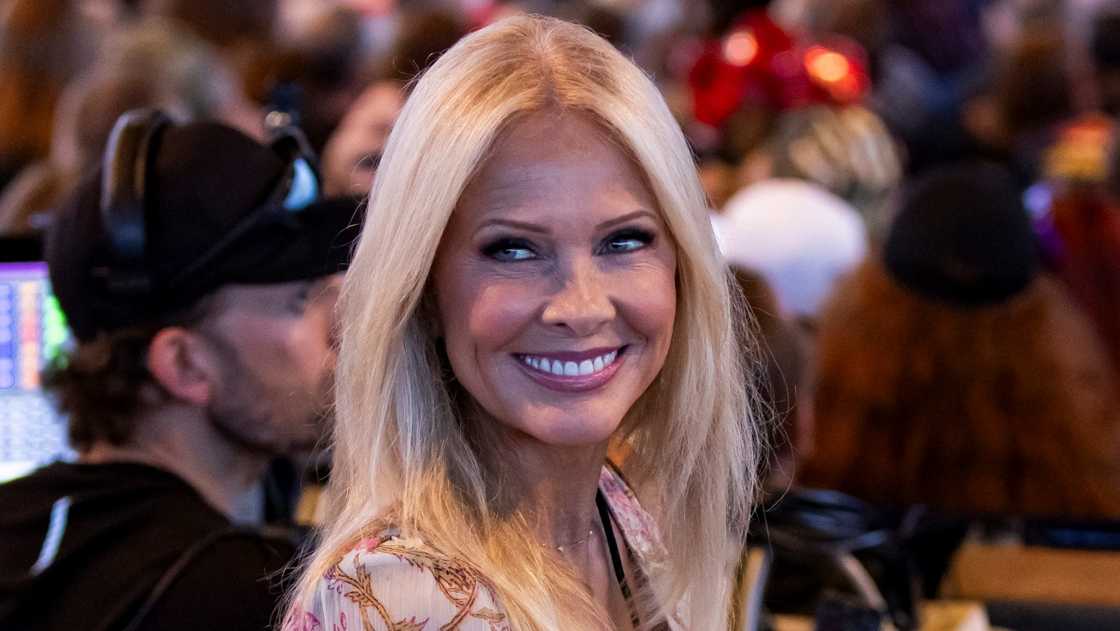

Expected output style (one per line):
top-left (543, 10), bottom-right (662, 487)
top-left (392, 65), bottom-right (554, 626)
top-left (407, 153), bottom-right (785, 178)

top-left (712, 178), bottom-right (869, 318)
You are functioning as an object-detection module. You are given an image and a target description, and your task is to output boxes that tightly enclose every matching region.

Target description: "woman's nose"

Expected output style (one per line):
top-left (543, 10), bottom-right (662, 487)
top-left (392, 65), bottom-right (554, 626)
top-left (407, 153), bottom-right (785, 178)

top-left (541, 257), bottom-right (615, 337)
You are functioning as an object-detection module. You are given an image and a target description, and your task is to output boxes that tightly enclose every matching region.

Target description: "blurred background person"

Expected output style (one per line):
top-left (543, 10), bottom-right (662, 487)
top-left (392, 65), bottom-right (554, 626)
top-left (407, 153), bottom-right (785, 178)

top-left (992, 25), bottom-right (1078, 187)
top-left (320, 79), bottom-right (403, 197)
top-left (138, 0), bottom-right (281, 105)
top-left (801, 162), bottom-right (1120, 593)
top-left (0, 19), bottom-right (262, 234)
top-left (682, 6), bottom-right (902, 239)
top-left (380, 3), bottom-right (468, 82)
top-left (0, 113), bottom-right (357, 631)
top-left (713, 178), bottom-right (869, 328)
top-left (270, 3), bottom-right (368, 152)
top-left (732, 267), bottom-right (809, 490)
top-left (0, 0), bottom-right (99, 190)
top-left (1034, 115), bottom-right (1120, 387)
top-left (1090, 8), bottom-right (1120, 116)
top-left (753, 104), bottom-right (902, 241)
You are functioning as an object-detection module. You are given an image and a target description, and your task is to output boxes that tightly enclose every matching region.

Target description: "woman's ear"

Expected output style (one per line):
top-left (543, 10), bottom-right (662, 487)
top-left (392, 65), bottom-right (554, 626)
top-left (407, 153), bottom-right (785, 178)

top-left (145, 328), bottom-right (217, 407)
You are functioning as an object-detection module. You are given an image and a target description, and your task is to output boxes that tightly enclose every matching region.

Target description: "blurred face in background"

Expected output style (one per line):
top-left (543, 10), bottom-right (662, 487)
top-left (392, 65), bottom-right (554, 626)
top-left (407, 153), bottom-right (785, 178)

top-left (321, 81), bottom-right (403, 196)
top-left (432, 111), bottom-right (677, 449)
top-left (200, 274), bottom-right (342, 454)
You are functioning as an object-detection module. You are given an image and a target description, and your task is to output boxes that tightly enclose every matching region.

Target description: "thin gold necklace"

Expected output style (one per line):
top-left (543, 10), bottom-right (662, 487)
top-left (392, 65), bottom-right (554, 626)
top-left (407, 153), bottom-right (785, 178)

top-left (552, 527), bottom-right (596, 552)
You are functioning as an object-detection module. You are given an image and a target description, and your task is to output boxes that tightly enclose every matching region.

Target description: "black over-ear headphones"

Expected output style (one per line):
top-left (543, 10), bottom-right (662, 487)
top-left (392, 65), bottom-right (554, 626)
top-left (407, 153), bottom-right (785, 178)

top-left (97, 108), bottom-right (322, 298)
top-left (98, 108), bottom-right (172, 296)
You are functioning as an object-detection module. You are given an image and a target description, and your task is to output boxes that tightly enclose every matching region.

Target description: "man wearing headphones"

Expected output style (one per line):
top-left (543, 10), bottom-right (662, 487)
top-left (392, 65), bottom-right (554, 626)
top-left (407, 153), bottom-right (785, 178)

top-left (0, 111), bottom-right (358, 630)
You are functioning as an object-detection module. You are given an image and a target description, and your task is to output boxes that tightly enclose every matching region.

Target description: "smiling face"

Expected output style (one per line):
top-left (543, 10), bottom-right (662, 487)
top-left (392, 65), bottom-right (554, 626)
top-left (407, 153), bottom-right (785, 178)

top-left (432, 111), bottom-right (677, 447)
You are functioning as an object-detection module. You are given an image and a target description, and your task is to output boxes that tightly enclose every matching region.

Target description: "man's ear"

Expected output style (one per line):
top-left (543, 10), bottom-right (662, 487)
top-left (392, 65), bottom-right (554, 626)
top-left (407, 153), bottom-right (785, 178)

top-left (146, 328), bottom-right (217, 406)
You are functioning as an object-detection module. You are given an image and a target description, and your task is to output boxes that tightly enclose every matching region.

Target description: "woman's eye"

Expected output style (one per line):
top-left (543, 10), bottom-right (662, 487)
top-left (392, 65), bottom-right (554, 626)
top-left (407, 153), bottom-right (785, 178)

top-left (601, 229), bottom-right (654, 254)
top-left (482, 238), bottom-right (537, 262)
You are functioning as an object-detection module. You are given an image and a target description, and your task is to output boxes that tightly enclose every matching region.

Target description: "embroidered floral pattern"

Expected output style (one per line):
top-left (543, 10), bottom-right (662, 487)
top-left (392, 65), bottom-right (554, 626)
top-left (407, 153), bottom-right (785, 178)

top-left (288, 465), bottom-right (677, 631)
top-left (315, 535), bottom-right (509, 631)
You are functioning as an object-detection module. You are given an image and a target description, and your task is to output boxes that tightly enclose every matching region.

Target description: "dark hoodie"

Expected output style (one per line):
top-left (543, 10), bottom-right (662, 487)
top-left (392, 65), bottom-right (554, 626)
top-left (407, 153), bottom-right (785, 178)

top-left (0, 462), bottom-right (295, 631)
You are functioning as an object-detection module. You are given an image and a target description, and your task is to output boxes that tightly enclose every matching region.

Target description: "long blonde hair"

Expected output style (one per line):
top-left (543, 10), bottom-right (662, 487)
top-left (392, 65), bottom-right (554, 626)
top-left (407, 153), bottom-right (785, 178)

top-left (288, 15), bottom-right (761, 630)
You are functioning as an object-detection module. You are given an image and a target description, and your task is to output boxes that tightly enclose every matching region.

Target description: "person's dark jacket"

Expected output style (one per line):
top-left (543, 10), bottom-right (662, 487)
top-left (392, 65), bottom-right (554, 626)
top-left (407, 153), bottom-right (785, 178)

top-left (0, 462), bottom-right (296, 631)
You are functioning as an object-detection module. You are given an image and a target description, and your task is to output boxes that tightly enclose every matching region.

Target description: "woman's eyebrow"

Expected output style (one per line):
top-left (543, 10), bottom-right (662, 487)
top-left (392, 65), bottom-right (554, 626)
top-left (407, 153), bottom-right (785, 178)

top-left (475, 209), bottom-right (658, 236)
top-left (475, 218), bottom-right (550, 235)
top-left (596, 209), bottom-right (658, 230)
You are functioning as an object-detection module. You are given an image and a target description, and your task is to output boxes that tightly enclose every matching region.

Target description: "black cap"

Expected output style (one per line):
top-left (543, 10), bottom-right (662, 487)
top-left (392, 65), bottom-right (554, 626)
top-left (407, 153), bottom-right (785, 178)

top-left (48, 119), bottom-right (363, 342)
top-left (883, 161), bottom-right (1039, 307)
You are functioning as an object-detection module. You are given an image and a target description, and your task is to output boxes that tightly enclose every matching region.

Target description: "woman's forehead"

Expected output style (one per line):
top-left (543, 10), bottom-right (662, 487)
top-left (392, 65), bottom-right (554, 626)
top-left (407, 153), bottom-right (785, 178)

top-left (491, 109), bottom-right (605, 154)
top-left (458, 111), bottom-right (657, 214)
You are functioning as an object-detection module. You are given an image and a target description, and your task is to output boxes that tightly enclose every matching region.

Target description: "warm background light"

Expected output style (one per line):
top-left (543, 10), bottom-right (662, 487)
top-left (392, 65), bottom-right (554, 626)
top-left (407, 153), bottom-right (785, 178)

top-left (805, 46), bottom-right (850, 84)
top-left (724, 30), bottom-right (759, 67)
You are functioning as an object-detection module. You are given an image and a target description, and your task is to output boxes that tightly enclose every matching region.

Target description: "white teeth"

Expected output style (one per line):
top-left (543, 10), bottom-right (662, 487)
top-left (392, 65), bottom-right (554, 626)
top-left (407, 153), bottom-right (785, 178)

top-left (519, 349), bottom-right (623, 377)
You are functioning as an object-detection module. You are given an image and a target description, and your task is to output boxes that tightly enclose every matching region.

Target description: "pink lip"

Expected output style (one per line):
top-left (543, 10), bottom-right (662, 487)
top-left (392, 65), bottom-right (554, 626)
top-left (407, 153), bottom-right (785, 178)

top-left (514, 346), bottom-right (626, 393)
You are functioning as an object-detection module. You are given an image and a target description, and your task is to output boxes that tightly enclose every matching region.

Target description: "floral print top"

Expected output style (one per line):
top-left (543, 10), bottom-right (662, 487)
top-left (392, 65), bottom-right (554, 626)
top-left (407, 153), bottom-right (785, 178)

top-left (285, 465), bottom-right (684, 631)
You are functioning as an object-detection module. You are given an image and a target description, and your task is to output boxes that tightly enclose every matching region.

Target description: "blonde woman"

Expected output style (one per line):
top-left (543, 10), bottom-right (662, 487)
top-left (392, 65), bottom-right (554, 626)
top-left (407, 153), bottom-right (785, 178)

top-left (285, 15), bottom-right (761, 631)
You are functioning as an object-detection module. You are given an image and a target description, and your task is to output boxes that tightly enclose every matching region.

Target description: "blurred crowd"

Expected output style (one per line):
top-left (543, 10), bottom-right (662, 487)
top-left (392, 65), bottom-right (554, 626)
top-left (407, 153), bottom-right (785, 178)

top-left (2, 0), bottom-right (1120, 626)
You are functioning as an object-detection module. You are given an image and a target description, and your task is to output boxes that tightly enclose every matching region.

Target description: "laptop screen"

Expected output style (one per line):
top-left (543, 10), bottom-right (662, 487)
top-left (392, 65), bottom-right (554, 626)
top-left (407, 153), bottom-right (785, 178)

top-left (0, 243), bottom-right (73, 482)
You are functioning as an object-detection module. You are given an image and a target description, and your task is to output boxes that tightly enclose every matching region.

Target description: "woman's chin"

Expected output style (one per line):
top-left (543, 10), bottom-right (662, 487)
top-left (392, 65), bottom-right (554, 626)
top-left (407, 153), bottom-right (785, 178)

top-left (518, 412), bottom-right (623, 448)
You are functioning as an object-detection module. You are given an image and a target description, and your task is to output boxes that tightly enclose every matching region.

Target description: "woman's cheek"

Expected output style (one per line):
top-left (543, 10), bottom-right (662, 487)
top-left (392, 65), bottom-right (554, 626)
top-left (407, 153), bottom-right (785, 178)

top-left (611, 263), bottom-right (677, 365)
top-left (464, 278), bottom-right (545, 349)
